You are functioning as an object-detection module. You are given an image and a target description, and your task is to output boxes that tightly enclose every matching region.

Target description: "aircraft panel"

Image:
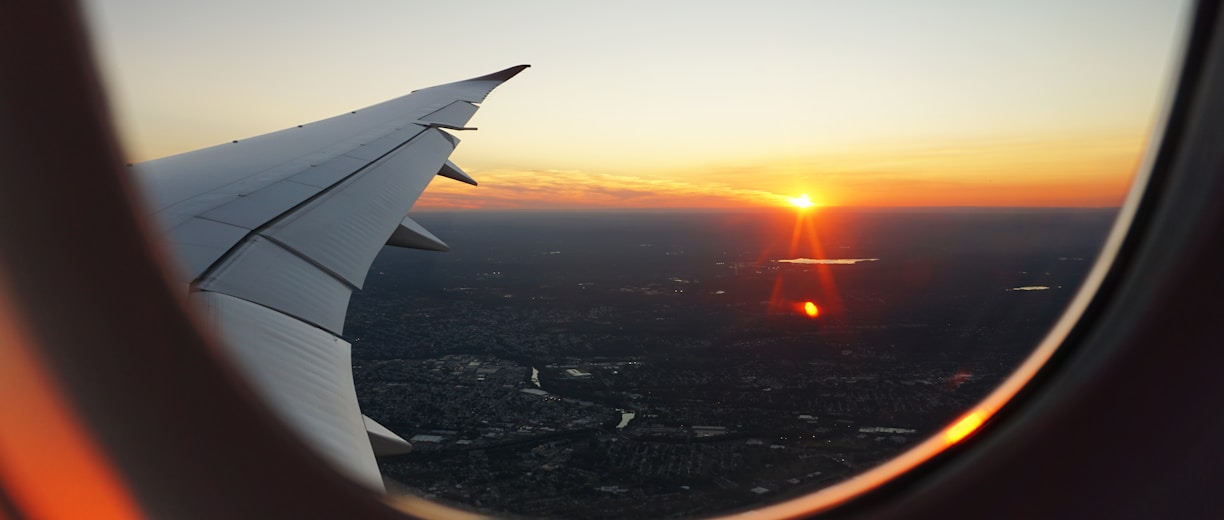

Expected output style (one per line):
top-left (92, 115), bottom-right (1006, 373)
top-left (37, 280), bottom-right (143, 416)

top-left (165, 217), bottom-right (251, 280)
top-left (197, 235), bottom-right (353, 334)
top-left (192, 291), bottom-right (381, 491)
top-left (420, 100), bottom-right (479, 127)
top-left (287, 154), bottom-right (369, 189)
top-left (264, 129), bottom-right (455, 289)
top-left (200, 180), bottom-right (321, 230)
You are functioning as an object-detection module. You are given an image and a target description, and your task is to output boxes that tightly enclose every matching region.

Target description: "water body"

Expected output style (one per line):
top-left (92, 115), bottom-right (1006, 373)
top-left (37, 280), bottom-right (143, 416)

top-left (777, 258), bottom-right (880, 265)
top-left (530, 365), bottom-right (630, 427)
top-left (616, 410), bottom-right (636, 429)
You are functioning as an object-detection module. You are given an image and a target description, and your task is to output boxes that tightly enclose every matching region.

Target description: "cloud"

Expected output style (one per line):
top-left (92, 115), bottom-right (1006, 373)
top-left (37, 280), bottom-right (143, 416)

top-left (415, 133), bottom-right (1143, 210)
top-left (415, 168), bottom-right (790, 210)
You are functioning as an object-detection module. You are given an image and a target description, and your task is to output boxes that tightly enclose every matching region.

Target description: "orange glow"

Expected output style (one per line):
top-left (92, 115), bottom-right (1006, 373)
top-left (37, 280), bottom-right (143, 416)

top-left (944, 410), bottom-right (988, 446)
top-left (789, 194), bottom-right (816, 209)
top-left (413, 135), bottom-right (1144, 210)
top-left (763, 204), bottom-right (846, 321)
top-left (0, 285), bottom-right (143, 520)
top-left (416, 168), bottom-right (789, 210)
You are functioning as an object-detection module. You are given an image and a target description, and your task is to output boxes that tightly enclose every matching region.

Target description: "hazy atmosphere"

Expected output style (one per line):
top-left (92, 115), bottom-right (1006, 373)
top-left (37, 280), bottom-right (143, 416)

top-left (85, 0), bottom-right (1188, 208)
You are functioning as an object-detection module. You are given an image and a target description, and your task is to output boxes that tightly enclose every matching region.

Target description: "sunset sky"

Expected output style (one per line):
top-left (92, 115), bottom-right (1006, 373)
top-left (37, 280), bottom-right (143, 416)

top-left (83, 0), bottom-right (1189, 209)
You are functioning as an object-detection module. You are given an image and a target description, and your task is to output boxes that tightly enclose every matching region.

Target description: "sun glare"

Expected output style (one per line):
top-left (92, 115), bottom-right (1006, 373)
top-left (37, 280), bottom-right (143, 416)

top-left (789, 194), bottom-right (816, 209)
top-left (944, 410), bottom-right (987, 446)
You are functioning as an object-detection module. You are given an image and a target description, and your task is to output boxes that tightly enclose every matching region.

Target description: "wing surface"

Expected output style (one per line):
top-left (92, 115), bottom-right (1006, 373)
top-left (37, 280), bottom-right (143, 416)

top-left (131, 65), bottom-right (528, 490)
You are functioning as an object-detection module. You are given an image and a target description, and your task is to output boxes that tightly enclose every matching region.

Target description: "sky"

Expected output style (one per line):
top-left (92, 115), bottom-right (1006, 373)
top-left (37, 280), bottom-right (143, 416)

top-left (83, 0), bottom-right (1190, 209)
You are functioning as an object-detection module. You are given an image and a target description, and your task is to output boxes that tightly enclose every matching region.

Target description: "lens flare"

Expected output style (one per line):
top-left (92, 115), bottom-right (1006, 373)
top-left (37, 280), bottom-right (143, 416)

top-left (803, 301), bottom-right (819, 318)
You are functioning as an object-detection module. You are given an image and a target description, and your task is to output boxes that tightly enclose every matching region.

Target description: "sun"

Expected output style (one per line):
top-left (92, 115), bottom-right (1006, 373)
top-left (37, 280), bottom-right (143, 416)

top-left (788, 194), bottom-right (815, 209)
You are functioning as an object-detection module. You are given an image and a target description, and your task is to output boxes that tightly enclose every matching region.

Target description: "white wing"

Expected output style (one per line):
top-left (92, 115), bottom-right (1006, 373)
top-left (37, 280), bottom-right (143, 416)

top-left (131, 65), bottom-right (528, 490)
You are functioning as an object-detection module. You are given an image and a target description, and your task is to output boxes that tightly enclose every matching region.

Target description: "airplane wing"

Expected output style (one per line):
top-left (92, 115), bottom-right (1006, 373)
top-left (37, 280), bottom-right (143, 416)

top-left (130, 65), bottom-right (529, 491)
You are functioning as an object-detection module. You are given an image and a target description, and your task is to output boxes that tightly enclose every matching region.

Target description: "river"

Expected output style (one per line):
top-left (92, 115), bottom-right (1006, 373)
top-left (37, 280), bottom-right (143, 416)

top-left (532, 366), bottom-right (634, 429)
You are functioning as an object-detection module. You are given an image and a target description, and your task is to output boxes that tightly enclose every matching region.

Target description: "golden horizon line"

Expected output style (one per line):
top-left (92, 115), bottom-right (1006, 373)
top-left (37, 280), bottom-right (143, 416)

top-left (408, 203), bottom-right (1126, 211)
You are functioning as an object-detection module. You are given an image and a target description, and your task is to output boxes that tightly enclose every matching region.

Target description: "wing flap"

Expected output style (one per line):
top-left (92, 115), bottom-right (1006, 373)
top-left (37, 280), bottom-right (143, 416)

top-left (193, 292), bottom-right (382, 491)
top-left (165, 218), bottom-right (249, 281)
top-left (262, 128), bottom-right (455, 290)
top-left (197, 236), bottom-right (352, 334)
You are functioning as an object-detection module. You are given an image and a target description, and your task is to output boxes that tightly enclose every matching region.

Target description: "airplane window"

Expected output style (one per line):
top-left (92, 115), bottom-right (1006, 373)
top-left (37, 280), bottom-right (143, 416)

top-left (79, 1), bottom-right (1191, 518)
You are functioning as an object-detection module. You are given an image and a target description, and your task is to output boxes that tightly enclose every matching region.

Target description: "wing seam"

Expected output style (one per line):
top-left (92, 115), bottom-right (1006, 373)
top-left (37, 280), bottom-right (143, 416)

top-left (260, 234), bottom-right (360, 291)
top-left (191, 128), bottom-right (443, 288)
top-left (196, 289), bottom-right (343, 344)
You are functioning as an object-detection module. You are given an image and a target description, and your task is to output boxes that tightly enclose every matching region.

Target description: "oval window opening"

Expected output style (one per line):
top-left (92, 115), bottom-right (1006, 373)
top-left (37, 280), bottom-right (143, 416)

top-left (84, 0), bottom-right (1191, 518)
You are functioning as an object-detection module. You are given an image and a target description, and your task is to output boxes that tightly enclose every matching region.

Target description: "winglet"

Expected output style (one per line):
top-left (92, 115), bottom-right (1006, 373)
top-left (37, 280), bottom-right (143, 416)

top-left (466, 64), bottom-right (531, 82)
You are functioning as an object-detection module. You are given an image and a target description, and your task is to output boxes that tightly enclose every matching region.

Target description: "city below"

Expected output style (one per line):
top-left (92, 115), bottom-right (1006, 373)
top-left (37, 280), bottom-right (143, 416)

top-left (345, 208), bottom-right (1112, 518)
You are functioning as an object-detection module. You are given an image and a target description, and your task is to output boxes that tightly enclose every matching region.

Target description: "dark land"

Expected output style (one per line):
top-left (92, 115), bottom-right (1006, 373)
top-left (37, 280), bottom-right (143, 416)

top-left (345, 208), bottom-right (1114, 519)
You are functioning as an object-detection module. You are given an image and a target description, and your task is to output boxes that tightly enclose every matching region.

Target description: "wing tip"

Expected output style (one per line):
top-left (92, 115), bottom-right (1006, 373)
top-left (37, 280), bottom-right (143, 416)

top-left (467, 64), bottom-right (531, 83)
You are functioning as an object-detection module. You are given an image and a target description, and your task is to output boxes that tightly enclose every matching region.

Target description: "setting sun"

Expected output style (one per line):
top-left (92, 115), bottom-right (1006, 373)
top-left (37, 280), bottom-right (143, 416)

top-left (789, 194), bottom-right (816, 209)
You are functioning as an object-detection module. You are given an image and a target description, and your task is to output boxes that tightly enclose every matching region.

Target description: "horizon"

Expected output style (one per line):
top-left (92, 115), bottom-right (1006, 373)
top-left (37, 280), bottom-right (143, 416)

top-left (406, 205), bottom-right (1122, 213)
top-left (85, 0), bottom-right (1189, 210)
